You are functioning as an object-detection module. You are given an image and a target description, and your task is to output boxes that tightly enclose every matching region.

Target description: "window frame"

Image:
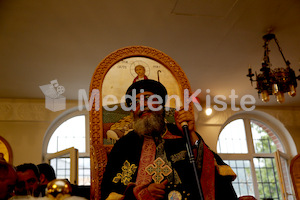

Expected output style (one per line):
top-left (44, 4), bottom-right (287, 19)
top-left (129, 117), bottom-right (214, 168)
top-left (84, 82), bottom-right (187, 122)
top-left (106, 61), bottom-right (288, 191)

top-left (45, 147), bottom-right (79, 184)
top-left (42, 107), bottom-right (90, 185)
top-left (218, 111), bottom-right (297, 157)
top-left (42, 107), bottom-right (90, 160)
top-left (217, 110), bottom-right (297, 199)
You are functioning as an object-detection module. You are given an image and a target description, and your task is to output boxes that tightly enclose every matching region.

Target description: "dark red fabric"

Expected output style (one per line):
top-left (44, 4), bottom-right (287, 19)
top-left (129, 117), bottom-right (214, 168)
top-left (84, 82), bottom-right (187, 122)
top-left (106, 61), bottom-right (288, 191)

top-left (201, 143), bottom-right (215, 200)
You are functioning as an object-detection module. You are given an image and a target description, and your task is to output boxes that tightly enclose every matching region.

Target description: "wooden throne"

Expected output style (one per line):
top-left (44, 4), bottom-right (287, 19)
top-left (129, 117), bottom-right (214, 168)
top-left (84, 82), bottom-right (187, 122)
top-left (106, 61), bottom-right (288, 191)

top-left (290, 154), bottom-right (300, 199)
top-left (89, 46), bottom-right (194, 199)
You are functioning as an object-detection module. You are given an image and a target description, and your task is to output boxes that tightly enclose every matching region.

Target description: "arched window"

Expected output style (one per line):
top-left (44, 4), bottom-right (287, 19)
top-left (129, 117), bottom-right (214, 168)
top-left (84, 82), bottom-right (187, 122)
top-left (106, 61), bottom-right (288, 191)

top-left (42, 107), bottom-right (90, 185)
top-left (217, 111), bottom-right (296, 200)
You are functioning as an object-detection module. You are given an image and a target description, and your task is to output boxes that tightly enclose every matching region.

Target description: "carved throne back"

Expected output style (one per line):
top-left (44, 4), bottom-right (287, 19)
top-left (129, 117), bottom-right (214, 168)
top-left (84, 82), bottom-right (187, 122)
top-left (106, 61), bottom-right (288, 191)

top-left (290, 154), bottom-right (300, 199)
top-left (89, 46), bottom-right (194, 199)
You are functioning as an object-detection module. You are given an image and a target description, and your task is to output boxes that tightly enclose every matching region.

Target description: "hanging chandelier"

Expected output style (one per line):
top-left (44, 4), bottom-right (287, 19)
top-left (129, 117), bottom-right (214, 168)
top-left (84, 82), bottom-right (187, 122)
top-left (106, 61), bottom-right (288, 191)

top-left (247, 33), bottom-right (300, 103)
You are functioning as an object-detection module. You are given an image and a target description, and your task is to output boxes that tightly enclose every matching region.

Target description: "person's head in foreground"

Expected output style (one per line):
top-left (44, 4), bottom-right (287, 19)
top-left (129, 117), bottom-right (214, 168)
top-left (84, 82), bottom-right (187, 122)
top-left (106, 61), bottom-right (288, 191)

top-left (15, 163), bottom-right (40, 197)
top-left (0, 159), bottom-right (17, 200)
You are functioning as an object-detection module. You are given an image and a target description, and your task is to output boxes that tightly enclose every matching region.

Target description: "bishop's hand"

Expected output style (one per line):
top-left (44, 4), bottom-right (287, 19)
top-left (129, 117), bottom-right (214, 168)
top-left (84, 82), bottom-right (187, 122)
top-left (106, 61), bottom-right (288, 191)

top-left (174, 107), bottom-right (198, 144)
top-left (148, 179), bottom-right (168, 199)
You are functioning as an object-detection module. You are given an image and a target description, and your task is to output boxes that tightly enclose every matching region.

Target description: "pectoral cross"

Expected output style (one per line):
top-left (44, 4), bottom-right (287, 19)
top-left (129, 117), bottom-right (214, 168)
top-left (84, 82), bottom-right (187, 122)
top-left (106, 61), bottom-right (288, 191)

top-left (145, 157), bottom-right (172, 183)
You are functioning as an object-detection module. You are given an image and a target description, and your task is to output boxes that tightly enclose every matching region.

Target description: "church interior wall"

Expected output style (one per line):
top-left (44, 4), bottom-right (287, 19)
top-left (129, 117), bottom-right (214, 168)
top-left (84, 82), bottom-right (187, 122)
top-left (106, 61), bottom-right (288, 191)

top-left (0, 98), bottom-right (78, 165)
top-left (0, 98), bottom-right (299, 166)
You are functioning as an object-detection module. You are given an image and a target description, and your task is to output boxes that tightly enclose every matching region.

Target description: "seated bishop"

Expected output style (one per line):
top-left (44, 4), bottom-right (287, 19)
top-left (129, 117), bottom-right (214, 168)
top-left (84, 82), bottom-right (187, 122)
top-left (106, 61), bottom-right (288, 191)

top-left (101, 79), bottom-right (237, 200)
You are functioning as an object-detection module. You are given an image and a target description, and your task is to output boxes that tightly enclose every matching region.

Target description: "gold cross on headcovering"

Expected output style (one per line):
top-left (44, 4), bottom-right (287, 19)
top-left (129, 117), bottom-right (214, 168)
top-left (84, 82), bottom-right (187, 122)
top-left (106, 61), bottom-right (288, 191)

top-left (145, 157), bottom-right (172, 183)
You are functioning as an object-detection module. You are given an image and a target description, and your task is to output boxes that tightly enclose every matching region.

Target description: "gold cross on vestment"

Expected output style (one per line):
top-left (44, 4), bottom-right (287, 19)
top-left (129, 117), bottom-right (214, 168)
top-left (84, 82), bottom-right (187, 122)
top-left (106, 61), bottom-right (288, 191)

top-left (145, 157), bottom-right (172, 183)
top-left (112, 160), bottom-right (137, 185)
